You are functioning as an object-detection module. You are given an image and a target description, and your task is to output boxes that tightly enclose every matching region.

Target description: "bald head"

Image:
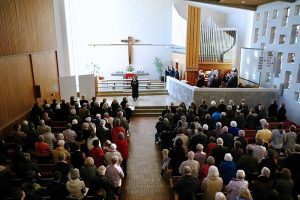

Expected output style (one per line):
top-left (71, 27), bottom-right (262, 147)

top-left (187, 151), bottom-right (195, 160)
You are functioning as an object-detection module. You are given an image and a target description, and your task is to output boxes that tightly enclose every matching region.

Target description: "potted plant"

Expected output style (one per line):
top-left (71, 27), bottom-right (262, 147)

top-left (86, 62), bottom-right (104, 80)
top-left (153, 57), bottom-right (164, 82)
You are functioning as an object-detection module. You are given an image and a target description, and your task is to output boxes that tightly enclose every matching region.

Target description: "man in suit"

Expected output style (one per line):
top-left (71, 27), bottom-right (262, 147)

top-left (227, 69), bottom-right (238, 88)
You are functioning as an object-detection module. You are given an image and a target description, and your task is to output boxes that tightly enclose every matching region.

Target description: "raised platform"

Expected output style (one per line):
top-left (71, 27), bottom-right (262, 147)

top-left (167, 76), bottom-right (278, 109)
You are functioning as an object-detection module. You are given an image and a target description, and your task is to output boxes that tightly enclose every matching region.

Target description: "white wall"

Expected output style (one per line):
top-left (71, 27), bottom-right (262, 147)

top-left (227, 10), bottom-right (254, 68)
top-left (252, 0), bottom-right (300, 124)
top-left (53, 0), bottom-right (71, 76)
top-left (63, 0), bottom-right (173, 80)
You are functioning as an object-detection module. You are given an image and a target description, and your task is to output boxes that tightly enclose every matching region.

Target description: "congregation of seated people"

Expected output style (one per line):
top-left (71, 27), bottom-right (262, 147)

top-left (156, 98), bottom-right (300, 200)
top-left (0, 95), bottom-right (131, 200)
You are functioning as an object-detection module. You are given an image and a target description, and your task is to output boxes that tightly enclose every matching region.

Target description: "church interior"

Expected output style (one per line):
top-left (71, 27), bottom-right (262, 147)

top-left (0, 0), bottom-right (300, 199)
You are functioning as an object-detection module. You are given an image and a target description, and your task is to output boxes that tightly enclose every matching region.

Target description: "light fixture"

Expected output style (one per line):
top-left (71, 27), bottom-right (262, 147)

top-left (241, 0), bottom-right (246, 4)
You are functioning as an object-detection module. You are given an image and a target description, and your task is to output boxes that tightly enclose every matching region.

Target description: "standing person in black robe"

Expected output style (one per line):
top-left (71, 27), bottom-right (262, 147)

top-left (131, 76), bottom-right (139, 101)
top-left (227, 69), bottom-right (238, 88)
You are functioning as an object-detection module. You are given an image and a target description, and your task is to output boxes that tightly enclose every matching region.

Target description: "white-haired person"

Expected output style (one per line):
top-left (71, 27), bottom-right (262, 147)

top-left (52, 140), bottom-right (70, 164)
top-left (226, 170), bottom-right (249, 200)
top-left (208, 100), bottom-right (217, 116)
top-left (42, 127), bottom-right (56, 150)
top-left (104, 143), bottom-right (123, 165)
top-left (228, 121), bottom-right (240, 137)
top-left (178, 151), bottom-right (200, 177)
top-left (252, 167), bottom-right (273, 200)
top-left (194, 144), bottom-right (207, 169)
top-left (201, 166), bottom-right (223, 200)
top-left (212, 122), bottom-right (223, 138)
top-left (215, 192), bottom-right (227, 200)
top-left (80, 157), bottom-right (98, 188)
top-left (66, 168), bottom-right (86, 200)
top-left (219, 153), bottom-right (237, 185)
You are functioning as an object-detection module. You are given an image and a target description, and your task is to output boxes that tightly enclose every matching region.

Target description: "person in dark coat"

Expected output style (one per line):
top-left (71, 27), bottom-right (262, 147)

top-left (219, 126), bottom-right (234, 150)
top-left (252, 167), bottom-right (274, 200)
top-left (276, 103), bottom-right (287, 122)
top-left (174, 166), bottom-right (199, 200)
top-left (238, 145), bottom-right (258, 183)
top-left (268, 99), bottom-right (278, 119)
top-left (211, 138), bottom-right (228, 167)
top-left (227, 71), bottom-right (238, 88)
top-left (53, 152), bottom-right (72, 183)
top-left (71, 143), bottom-right (86, 173)
top-left (275, 168), bottom-right (294, 200)
top-left (196, 74), bottom-right (205, 87)
top-left (283, 144), bottom-right (300, 199)
top-left (47, 171), bottom-right (68, 200)
top-left (169, 138), bottom-right (186, 176)
top-left (88, 166), bottom-right (115, 200)
top-left (131, 76), bottom-right (139, 101)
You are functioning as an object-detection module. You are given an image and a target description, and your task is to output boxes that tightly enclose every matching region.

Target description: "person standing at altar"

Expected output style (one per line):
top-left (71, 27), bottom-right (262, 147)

top-left (227, 69), bottom-right (238, 88)
top-left (131, 76), bottom-right (139, 101)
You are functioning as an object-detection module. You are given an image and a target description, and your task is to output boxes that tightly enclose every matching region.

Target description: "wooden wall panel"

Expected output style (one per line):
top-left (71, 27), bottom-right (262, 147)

top-left (0, 0), bottom-right (57, 56)
top-left (0, 0), bottom-right (59, 133)
top-left (15, 0), bottom-right (57, 52)
top-left (186, 6), bottom-right (201, 85)
top-left (0, 0), bottom-right (21, 55)
top-left (0, 55), bottom-right (35, 129)
top-left (31, 51), bottom-right (60, 103)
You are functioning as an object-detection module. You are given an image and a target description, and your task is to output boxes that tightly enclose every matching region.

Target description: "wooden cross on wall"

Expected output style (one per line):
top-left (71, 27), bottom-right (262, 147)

top-left (121, 36), bottom-right (139, 65)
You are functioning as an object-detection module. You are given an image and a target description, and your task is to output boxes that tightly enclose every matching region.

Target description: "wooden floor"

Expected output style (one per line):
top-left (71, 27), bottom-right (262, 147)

top-left (121, 117), bottom-right (171, 200)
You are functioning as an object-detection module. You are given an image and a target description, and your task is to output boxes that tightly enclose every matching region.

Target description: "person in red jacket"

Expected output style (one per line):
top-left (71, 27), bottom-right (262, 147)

top-left (116, 133), bottom-right (129, 177)
top-left (89, 140), bottom-right (104, 168)
top-left (111, 119), bottom-right (126, 143)
top-left (35, 135), bottom-right (51, 163)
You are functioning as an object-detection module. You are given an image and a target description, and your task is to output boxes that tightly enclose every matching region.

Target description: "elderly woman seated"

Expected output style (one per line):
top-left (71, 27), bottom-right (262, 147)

top-left (66, 168), bottom-right (86, 200)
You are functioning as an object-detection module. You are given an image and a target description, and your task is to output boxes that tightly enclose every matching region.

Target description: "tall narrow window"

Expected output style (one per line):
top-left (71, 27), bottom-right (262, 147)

top-left (290, 24), bottom-right (300, 44)
top-left (295, 92), bottom-right (300, 103)
top-left (284, 71), bottom-right (292, 89)
top-left (256, 13), bottom-right (260, 21)
top-left (268, 51), bottom-right (274, 56)
top-left (279, 34), bottom-right (286, 44)
top-left (275, 52), bottom-right (283, 77)
top-left (273, 10), bottom-right (278, 19)
top-left (297, 64), bottom-right (300, 83)
top-left (254, 28), bottom-right (259, 43)
top-left (282, 7), bottom-right (290, 26)
top-left (270, 27), bottom-right (276, 44)
top-left (262, 12), bottom-right (269, 36)
top-left (288, 53), bottom-right (295, 63)
top-left (295, 5), bottom-right (300, 15)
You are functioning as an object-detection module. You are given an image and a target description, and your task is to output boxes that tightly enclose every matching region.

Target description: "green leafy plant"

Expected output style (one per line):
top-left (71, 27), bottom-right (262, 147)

top-left (86, 62), bottom-right (101, 75)
top-left (153, 57), bottom-right (164, 76)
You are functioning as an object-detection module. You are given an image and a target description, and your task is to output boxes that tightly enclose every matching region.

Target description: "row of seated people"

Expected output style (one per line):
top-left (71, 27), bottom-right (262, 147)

top-left (1, 154), bottom-right (123, 200)
top-left (160, 98), bottom-right (289, 134)
top-left (0, 97), bottom-right (131, 199)
top-left (155, 102), bottom-right (300, 200)
top-left (31, 95), bottom-right (132, 128)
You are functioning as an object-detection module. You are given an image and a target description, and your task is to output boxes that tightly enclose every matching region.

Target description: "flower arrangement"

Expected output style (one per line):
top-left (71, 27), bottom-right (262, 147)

top-left (126, 65), bottom-right (135, 72)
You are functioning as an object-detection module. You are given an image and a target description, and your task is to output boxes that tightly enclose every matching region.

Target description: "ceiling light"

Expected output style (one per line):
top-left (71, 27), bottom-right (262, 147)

top-left (241, 0), bottom-right (246, 3)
